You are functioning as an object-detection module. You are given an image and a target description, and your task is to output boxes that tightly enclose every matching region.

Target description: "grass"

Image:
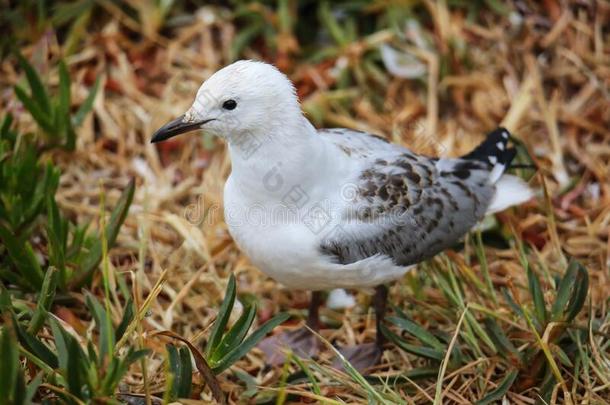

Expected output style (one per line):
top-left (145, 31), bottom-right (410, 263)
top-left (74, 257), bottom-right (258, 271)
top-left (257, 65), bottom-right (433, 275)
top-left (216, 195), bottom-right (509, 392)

top-left (0, 0), bottom-right (609, 403)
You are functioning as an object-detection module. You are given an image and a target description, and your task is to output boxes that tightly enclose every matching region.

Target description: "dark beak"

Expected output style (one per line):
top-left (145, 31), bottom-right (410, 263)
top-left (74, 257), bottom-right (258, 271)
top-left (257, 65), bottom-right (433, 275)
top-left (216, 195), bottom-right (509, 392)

top-left (151, 115), bottom-right (212, 143)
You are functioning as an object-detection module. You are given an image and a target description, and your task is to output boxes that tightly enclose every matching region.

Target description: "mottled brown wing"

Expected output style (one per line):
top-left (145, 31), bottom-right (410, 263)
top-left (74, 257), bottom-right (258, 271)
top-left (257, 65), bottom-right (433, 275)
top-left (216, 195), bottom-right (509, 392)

top-left (319, 153), bottom-right (495, 266)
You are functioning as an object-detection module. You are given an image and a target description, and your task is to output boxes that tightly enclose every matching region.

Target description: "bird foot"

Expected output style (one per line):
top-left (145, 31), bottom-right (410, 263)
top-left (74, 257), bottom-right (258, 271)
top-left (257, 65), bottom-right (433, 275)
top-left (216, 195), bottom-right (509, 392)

top-left (258, 327), bottom-right (319, 366)
top-left (333, 342), bottom-right (383, 373)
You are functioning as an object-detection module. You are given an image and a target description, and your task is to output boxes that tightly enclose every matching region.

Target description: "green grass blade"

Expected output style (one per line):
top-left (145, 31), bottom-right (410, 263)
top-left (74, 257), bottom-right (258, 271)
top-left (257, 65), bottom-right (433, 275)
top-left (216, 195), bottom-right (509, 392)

top-left (84, 291), bottom-right (114, 361)
top-left (230, 22), bottom-right (263, 61)
top-left (320, 330), bottom-right (390, 404)
top-left (13, 366), bottom-right (26, 405)
top-left (564, 261), bottom-right (588, 322)
top-left (72, 76), bottom-right (100, 127)
top-left (24, 372), bottom-right (43, 403)
top-left (57, 60), bottom-right (74, 149)
top-left (537, 370), bottom-right (556, 404)
top-left (16, 53), bottom-right (52, 115)
top-left (100, 357), bottom-right (120, 395)
top-left (123, 348), bottom-right (150, 368)
top-left (114, 350), bottom-right (149, 395)
top-left (28, 266), bottom-right (59, 334)
top-left (527, 267), bottom-right (547, 328)
top-left (551, 260), bottom-right (579, 322)
top-left (380, 324), bottom-right (445, 361)
top-left (13, 318), bottom-right (58, 369)
top-left (475, 231), bottom-right (497, 304)
top-left (553, 344), bottom-right (573, 367)
top-left (71, 179), bottom-right (135, 288)
top-left (101, 348), bottom-right (149, 396)
top-left (475, 369), bottom-right (518, 405)
top-left (292, 356), bottom-right (322, 396)
top-left (483, 318), bottom-right (522, 364)
top-left (484, 0), bottom-right (510, 16)
top-left (387, 315), bottom-right (445, 351)
top-left (166, 344), bottom-right (180, 399)
top-left (46, 196), bottom-right (67, 285)
top-left (156, 330), bottom-right (225, 403)
top-left (0, 113), bottom-right (13, 137)
top-left (177, 346), bottom-right (193, 398)
top-left (58, 61), bottom-right (71, 119)
top-left (115, 299), bottom-right (134, 341)
top-left (66, 335), bottom-right (85, 398)
top-left (501, 288), bottom-right (524, 318)
top-left (212, 312), bottom-right (290, 374)
top-left (0, 224), bottom-right (44, 290)
top-left (210, 304), bottom-right (256, 364)
top-left (0, 286), bottom-right (10, 313)
top-left (466, 311), bottom-right (497, 353)
top-left (318, 2), bottom-right (347, 46)
top-left (277, 0), bottom-right (292, 33)
top-left (206, 274), bottom-right (236, 358)
top-left (13, 85), bottom-right (54, 133)
top-left (167, 344), bottom-right (192, 399)
top-left (49, 317), bottom-right (69, 371)
top-left (0, 326), bottom-right (19, 402)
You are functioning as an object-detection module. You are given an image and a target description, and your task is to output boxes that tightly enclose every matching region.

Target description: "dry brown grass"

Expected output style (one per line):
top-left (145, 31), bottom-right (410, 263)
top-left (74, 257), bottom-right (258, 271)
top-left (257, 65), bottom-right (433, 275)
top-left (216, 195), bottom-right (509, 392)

top-left (2, 1), bottom-right (609, 403)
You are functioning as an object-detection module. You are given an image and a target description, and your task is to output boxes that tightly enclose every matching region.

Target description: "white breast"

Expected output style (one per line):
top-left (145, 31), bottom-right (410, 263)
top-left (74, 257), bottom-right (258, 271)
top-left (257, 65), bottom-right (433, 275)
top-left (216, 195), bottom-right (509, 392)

top-left (223, 170), bottom-right (411, 290)
top-left (223, 176), bottom-right (322, 285)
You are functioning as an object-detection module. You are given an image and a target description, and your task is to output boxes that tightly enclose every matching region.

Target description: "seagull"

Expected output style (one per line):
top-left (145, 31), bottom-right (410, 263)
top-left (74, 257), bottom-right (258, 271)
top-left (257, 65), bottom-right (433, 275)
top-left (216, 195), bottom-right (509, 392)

top-left (152, 60), bottom-right (532, 370)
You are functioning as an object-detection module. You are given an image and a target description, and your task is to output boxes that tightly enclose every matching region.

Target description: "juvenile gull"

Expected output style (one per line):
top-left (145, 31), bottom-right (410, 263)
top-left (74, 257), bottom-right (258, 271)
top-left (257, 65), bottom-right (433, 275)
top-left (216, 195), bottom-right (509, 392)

top-left (152, 60), bottom-right (533, 370)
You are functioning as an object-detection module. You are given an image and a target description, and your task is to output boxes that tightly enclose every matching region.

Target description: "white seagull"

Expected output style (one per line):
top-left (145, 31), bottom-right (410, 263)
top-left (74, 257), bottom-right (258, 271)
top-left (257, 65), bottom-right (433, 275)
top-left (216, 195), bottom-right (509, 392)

top-left (152, 60), bottom-right (532, 370)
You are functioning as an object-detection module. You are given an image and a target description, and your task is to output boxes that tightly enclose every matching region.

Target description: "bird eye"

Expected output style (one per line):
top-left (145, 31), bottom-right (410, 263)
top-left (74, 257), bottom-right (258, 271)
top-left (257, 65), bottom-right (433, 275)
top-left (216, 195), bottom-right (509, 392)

top-left (222, 99), bottom-right (237, 110)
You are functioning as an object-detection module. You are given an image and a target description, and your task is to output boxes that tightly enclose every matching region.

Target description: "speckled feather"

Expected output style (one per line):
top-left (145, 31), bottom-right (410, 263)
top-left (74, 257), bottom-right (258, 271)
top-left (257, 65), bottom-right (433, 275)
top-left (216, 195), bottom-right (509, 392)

top-left (319, 128), bottom-right (496, 266)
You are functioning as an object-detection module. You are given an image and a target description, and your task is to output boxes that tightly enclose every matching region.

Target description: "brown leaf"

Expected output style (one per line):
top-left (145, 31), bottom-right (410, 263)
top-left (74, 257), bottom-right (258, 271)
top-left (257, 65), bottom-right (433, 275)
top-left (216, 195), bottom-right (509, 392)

top-left (54, 306), bottom-right (87, 335)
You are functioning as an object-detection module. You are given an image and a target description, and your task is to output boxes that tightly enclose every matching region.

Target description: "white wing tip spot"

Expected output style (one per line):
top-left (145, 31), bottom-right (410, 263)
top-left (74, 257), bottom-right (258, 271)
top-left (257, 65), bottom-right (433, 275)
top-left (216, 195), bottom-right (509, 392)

top-left (502, 130), bottom-right (509, 139)
top-left (489, 155), bottom-right (498, 165)
top-left (496, 141), bottom-right (505, 150)
top-left (489, 162), bottom-right (506, 183)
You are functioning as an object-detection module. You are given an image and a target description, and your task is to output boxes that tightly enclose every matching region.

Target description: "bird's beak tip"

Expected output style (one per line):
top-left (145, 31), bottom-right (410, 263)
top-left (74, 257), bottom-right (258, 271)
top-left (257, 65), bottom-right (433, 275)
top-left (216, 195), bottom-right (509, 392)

top-left (151, 114), bottom-right (202, 144)
top-left (150, 130), bottom-right (166, 143)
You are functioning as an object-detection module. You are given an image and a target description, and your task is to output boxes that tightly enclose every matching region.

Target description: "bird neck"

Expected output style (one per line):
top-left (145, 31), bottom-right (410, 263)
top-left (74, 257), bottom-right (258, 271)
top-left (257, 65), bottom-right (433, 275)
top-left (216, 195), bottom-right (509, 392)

top-left (226, 115), bottom-right (326, 202)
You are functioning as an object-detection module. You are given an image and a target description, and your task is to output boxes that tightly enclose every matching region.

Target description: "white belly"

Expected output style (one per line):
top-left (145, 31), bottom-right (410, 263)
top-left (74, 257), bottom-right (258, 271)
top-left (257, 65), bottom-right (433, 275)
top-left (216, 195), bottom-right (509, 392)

top-left (223, 177), bottom-right (411, 290)
top-left (224, 200), bottom-right (323, 288)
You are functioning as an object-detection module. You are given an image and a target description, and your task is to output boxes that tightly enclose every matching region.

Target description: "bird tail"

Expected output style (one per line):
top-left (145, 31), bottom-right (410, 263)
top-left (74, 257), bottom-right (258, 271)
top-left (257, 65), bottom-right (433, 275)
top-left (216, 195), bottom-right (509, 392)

top-left (486, 174), bottom-right (532, 214)
top-left (463, 127), bottom-right (533, 214)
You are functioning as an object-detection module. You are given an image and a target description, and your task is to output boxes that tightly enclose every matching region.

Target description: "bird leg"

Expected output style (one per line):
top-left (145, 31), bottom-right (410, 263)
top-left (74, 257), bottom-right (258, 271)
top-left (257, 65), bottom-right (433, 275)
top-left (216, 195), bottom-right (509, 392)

top-left (334, 285), bottom-right (388, 373)
top-left (258, 291), bottom-right (323, 365)
top-left (374, 283), bottom-right (388, 346)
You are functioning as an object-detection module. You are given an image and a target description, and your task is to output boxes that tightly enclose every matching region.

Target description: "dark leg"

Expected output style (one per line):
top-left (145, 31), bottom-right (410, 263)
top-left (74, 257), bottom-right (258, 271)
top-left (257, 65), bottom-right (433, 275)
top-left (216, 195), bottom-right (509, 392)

top-left (307, 291), bottom-right (323, 329)
top-left (258, 291), bottom-right (324, 365)
top-left (374, 285), bottom-right (388, 347)
top-left (334, 285), bottom-right (389, 372)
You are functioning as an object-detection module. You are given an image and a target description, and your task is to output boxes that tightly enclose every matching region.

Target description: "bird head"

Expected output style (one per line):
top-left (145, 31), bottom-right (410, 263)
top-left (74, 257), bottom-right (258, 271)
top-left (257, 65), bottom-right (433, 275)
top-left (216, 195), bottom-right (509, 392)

top-left (151, 60), bottom-right (300, 144)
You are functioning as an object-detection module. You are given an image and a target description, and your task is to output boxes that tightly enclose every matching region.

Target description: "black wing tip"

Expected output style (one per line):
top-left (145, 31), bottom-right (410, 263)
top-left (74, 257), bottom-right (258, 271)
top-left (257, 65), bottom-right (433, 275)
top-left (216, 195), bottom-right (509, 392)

top-left (502, 147), bottom-right (517, 166)
top-left (462, 127), bottom-right (515, 168)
